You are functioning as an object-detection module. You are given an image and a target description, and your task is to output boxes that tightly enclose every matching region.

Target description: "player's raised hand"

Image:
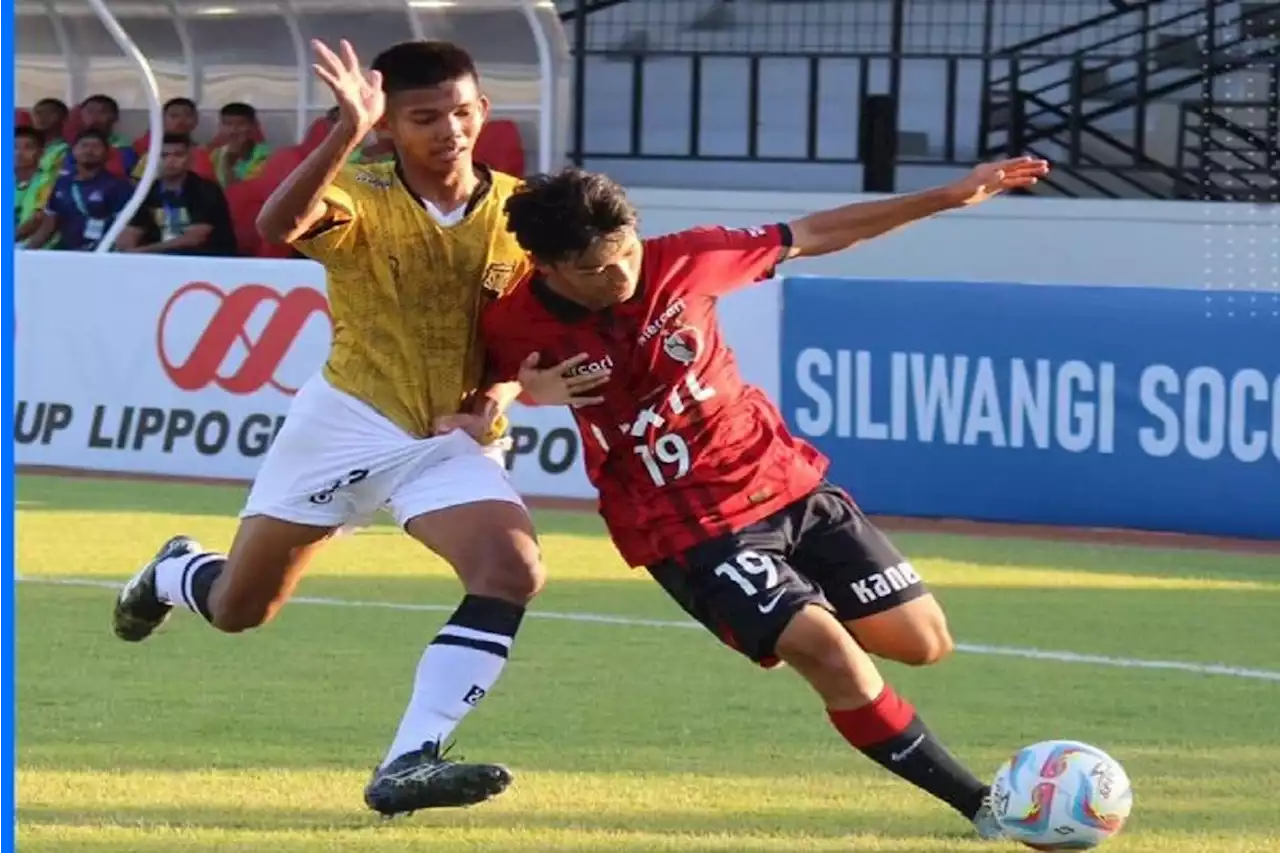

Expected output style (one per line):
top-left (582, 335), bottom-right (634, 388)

top-left (519, 353), bottom-right (610, 408)
top-left (949, 156), bottom-right (1050, 205)
top-left (311, 39), bottom-right (385, 132)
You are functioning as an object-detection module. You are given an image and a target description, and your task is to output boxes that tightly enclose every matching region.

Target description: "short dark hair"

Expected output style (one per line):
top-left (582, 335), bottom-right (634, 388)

top-left (219, 102), bottom-right (257, 120)
top-left (372, 40), bottom-right (478, 95)
top-left (75, 128), bottom-right (111, 146)
top-left (164, 97), bottom-right (197, 113)
top-left (33, 98), bottom-right (69, 119)
top-left (162, 132), bottom-right (192, 148)
top-left (16, 126), bottom-right (44, 147)
top-left (82, 94), bottom-right (120, 115)
top-left (504, 168), bottom-right (638, 264)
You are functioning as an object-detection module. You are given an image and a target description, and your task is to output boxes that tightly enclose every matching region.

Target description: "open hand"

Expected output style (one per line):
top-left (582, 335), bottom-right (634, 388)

top-left (950, 156), bottom-right (1051, 205)
top-left (518, 352), bottom-right (610, 407)
top-left (311, 39), bottom-right (385, 133)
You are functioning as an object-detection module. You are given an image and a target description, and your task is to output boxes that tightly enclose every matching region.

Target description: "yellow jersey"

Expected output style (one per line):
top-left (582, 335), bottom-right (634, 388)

top-left (293, 162), bottom-right (530, 438)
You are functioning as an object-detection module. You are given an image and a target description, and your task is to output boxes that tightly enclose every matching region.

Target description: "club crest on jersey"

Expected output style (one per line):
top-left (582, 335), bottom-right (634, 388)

top-left (662, 324), bottom-right (702, 365)
top-left (481, 261), bottom-right (519, 295)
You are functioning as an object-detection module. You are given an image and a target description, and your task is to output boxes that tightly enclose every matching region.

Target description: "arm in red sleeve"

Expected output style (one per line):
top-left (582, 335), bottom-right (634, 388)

top-left (650, 223), bottom-right (794, 298)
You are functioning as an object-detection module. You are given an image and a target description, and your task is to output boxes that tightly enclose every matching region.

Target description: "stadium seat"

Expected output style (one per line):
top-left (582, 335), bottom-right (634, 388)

top-left (301, 117), bottom-right (331, 154)
top-left (16, 108), bottom-right (32, 127)
top-left (223, 180), bottom-right (267, 257)
top-left (475, 119), bottom-right (526, 176)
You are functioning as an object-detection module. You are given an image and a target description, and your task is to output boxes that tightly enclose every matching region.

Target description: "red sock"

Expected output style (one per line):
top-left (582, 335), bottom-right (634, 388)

top-left (827, 685), bottom-right (916, 748)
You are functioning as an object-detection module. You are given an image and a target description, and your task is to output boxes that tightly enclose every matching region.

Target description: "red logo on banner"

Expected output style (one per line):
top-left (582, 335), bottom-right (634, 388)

top-left (157, 282), bottom-right (330, 395)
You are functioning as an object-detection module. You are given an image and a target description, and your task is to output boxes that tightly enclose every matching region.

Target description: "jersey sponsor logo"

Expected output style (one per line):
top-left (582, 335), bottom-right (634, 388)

top-left (566, 354), bottom-right (613, 379)
top-left (728, 225), bottom-right (768, 238)
top-left (849, 562), bottom-right (923, 604)
top-left (662, 324), bottom-right (702, 366)
top-left (637, 298), bottom-right (687, 346)
top-left (157, 282), bottom-right (331, 395)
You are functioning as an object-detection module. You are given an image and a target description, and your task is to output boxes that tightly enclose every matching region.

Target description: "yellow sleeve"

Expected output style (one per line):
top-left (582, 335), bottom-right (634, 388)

top-left (291, 168), bottom-right (363, 262)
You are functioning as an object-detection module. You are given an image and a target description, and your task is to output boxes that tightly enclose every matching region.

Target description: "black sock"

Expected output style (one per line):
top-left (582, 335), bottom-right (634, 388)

top-left (181, 554), bottom-right (224, 623)
top-left (828, 686), bottom-right (988, 819)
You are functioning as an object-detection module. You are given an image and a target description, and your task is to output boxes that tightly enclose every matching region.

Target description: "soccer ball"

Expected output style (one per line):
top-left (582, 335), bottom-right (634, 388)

top-left (989, 740), bottom-right (1133, 850)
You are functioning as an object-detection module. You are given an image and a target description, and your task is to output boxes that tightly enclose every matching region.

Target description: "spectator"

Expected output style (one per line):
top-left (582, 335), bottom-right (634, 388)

top-left (74, 94), bottom-right (140, 174)
top-left (211, 102), bottom-right (270, 186)
top-left (132, 97), bottom-right (209, 180)
top-left (24, 129), bottom-right (135, 252)
top-left (15, 127), bottom-right (55, 246)
top-left (117, 133), bottom-right (237, 257)
top-left (30, 98), bottom-right (70, 178)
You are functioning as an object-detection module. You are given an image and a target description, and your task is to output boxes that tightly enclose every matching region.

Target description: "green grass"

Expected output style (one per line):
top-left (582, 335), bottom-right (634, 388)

top-left (16, 473), bottom-right (1280, 852)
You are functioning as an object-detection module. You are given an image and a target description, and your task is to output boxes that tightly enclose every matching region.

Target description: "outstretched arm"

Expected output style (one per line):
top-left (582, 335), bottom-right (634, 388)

top-left (786, 156), bottom-right (1049, 258)
top-left (256, 39), bottom-right (384, 245)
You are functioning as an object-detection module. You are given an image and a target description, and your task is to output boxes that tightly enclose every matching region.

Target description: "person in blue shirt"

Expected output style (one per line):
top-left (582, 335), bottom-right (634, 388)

top-left (23, 129), bottom-right (137, 251)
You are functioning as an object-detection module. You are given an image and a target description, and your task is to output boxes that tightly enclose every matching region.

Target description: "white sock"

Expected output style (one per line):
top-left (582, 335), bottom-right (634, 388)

top-left (383, 596), bottom-right (524, 766)
top-left (154, 550), bottom-right (224, 616)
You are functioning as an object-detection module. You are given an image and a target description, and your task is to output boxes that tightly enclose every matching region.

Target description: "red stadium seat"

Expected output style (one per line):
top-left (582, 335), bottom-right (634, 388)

top-left (475, 120), bottom-right (526, 176)
top-left (16, 108), bottom-right (32, 127)
top-left (255, 145), bottom-right (306, 188)
top-left (223, 180), bottom-right (266, 257)
top-left (301, 117), bottom-right (331, 153)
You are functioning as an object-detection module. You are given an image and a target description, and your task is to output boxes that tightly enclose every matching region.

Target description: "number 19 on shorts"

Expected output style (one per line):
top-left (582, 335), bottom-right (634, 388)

top-left (635, 433), bottom-right (691, 487)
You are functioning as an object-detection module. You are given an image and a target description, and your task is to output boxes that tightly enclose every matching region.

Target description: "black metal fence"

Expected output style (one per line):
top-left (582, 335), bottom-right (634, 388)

top-left (558, 0), bottom-right (1280, 199)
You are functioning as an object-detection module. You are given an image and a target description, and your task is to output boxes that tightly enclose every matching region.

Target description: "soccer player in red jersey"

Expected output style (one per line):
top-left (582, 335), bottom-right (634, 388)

top-left (481, 158), bottom-right (1050, 839)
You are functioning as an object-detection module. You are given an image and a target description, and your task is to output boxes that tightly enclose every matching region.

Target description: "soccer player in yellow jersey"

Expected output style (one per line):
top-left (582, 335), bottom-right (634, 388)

top-left (111, 39), bottom-right (605, 818)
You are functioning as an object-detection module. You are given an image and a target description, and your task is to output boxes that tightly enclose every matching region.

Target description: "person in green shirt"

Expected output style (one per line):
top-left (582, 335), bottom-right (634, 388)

top-left (30, 98), bottom-right (70, 179)
top-left (15, 126), bottom-right (55, 246)
top-left (211, 102), bottom-right (271, 186)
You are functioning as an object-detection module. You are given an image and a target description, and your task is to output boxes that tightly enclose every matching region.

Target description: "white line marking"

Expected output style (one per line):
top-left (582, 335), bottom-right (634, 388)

top-left (19, 575), bottom-right (1280, 682)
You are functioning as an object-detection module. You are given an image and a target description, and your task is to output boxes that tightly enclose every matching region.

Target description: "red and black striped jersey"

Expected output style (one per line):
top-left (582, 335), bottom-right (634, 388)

top-left (481, 223), bottom-right (828, 566)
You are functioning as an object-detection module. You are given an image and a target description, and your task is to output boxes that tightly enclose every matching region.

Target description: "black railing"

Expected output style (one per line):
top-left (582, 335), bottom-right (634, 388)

top-left (563, 0), bottom-right (1280, 200)
top-left (1176, 98), bottom-right (1280, 202)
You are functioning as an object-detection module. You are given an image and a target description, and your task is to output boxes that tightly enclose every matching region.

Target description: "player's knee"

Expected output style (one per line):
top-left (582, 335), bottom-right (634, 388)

top-left (459, 543), bottom-right (545, 605)
top-left (776, 608), bottom-right (881, 705)
top-left (891, 611), bottom-right (955, 667)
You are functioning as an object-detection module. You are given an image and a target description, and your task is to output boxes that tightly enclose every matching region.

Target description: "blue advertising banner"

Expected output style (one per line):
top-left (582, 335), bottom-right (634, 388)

top-left (780, 277), bottom-right (1280, 540)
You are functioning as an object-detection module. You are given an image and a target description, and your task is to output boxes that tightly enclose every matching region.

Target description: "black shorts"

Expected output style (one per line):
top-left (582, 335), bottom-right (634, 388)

top-left (647, 481), bottom-right (928, 667)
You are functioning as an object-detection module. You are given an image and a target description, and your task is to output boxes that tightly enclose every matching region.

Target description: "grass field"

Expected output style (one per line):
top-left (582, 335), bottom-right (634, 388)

top-left (15, 473), bottom-right (1280, 852)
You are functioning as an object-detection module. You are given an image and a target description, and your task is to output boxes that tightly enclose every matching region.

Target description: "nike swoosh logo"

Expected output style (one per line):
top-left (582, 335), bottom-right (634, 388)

top-left (890, 734), bottom-right (926, 763)
top-left (757, 588), bottom-right (786, 614)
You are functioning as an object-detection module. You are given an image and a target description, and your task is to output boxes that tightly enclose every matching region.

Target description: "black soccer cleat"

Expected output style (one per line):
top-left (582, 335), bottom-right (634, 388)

top-left (363, 741), bottom-right (513, 817)
top-left (111, 535), bottom-right (199, 642)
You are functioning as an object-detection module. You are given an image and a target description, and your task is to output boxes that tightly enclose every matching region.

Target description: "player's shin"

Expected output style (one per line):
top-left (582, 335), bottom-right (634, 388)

top-left (827, 687), bottom-right (989, 820)
top-left (382, 595), bottom-right (525, 766)
top-left (153, 550), bottom-right (226, 622)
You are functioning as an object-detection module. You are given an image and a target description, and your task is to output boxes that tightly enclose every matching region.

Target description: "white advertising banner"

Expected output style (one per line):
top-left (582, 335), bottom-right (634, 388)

top-left (14, 251), bottom-right (781, 501)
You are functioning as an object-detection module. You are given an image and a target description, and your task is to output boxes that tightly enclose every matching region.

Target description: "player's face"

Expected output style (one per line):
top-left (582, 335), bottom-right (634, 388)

top-left (543, 228), bottom-right (645, 309)
top-left (164, 103), bottom-right (197, 134)
top-left (384, 76), bottom-right (488, 174)
top-left (16, 135), bottom-right (42, 171)
top-left (32, 102), bottom-right (65, 134)
top-left (160, 142), bottom-right (190, 180)
top-left (73, 137), bottom-right (107, 169)
top-left (220, 115), bottom-right (256, 149)
top-left (81, 100), bottom-right (115, 131)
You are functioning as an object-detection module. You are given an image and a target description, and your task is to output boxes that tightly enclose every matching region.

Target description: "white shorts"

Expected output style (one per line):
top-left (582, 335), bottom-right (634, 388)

top-left (242, 375), bottom-right (524, 529)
